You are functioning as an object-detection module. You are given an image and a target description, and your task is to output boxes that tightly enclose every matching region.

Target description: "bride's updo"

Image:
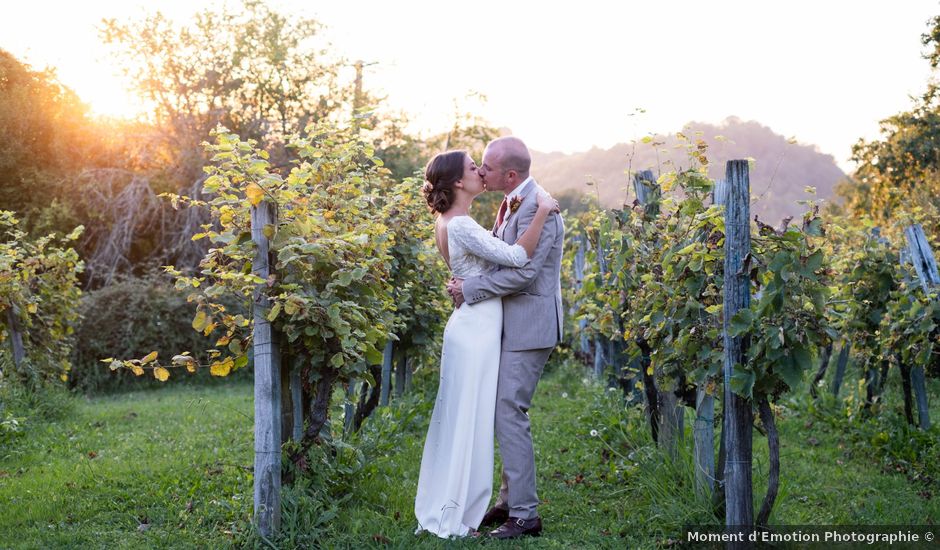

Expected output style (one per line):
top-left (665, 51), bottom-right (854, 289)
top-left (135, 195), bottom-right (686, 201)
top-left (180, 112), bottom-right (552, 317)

top-left (422, 150), bottom-right (466, 214)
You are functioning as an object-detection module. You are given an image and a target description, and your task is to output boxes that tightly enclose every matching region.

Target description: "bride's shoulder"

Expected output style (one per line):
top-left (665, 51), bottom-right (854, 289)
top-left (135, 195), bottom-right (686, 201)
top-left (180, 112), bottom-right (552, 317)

top-left (447, 214), bottom-right (481, 231)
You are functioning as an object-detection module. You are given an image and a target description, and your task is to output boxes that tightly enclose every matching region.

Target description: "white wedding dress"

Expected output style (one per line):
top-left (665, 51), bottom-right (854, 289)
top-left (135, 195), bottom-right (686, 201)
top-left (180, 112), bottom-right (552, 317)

top-left (414, 215), bottom-right (529, 538)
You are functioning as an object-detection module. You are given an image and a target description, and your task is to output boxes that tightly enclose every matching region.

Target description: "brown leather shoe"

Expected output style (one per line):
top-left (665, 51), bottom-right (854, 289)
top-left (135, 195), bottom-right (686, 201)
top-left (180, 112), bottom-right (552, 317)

top-left (488, 516), bottom-right (542, 539)
top-left (479, 506), bottom-right (509, 528)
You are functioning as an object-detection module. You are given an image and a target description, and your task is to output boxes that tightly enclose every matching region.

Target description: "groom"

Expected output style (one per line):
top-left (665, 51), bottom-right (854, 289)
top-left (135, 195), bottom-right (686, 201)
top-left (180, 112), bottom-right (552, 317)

top-left (447, 136), bottom-right (564, 539)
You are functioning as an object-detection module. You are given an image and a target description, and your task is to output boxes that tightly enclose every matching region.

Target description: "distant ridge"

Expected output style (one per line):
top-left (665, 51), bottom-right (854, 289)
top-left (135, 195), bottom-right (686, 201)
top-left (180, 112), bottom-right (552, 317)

top-left (530, 117), bottom-right (846, 224)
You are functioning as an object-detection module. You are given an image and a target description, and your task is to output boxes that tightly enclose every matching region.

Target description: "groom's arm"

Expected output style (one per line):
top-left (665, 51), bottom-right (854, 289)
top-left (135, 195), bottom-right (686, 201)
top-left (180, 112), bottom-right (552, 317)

top-left (461, 203), bottom-right (561, 305)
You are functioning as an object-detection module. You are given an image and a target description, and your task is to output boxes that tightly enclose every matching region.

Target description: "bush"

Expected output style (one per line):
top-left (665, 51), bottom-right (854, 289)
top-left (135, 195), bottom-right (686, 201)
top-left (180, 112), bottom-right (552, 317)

top-left (69, 272), bottom-right (250, 393)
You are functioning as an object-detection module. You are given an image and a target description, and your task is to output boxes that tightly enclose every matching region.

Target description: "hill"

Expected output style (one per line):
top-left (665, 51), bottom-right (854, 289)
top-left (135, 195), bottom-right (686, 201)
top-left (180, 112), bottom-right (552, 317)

top-left (530, 117), bottom-right (847, 224)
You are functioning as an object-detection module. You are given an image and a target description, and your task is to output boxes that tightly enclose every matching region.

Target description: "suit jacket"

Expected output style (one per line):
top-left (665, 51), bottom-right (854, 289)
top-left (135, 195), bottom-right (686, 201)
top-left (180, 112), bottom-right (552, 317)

top-left (462, 180), bottom-right (565, 352)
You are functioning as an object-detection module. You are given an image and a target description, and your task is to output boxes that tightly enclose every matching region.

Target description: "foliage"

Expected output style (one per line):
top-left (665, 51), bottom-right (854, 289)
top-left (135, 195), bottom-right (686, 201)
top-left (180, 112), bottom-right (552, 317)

top-left (880, 274), bottom-right (940, 373)
top-left (380, 177), bottom-right (450, 358)
top-left (113, 122), bottom-right (395, 384)
top-left (0, 211), bottom-right (84, 385)
top-left (571, 141), bottom-right (832, 402)
top-left (0, 50), bottom-right (98, 231)
top-left (731, 207), bottom-right (833, 399)
top-left (100, 0), bottom-right (349, 159)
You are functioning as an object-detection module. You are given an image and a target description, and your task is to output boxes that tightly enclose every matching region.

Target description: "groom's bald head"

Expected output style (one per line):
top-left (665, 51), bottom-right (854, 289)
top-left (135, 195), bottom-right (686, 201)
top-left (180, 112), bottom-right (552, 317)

top-left (481, 136), bottom-right (531, 193)
top-left (486, 136), bottom-right (531, 179)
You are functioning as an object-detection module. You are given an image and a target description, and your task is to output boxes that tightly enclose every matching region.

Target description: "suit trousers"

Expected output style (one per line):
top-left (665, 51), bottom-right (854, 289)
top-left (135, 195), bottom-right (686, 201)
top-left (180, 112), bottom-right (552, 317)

top-left (492, 346), bottom-right (554, 520)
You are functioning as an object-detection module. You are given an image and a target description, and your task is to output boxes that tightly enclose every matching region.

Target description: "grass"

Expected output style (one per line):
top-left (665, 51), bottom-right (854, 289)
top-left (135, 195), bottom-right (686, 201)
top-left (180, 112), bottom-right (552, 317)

top-left (0, 382), bottom-right (254, 548)
top-left (1, 362), bottom-right (937, 549)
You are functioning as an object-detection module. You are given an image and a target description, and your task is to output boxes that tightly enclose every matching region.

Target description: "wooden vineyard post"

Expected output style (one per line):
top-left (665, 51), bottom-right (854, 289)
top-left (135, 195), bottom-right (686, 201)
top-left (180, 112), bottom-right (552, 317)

top-left (692, 178), bottom-right (726, 498)
top-left (344, 383), bottom-right (356, 434)
top-left (573, 236), bottom-right (591, 360)
top-left (830, 342), bottom-right (851, 397)
top-left (251, 199), bottom-right (281, 537)
top-left (722, 160), bottom-right (754, 530)
top-left (4, 304), bottom-right (26, 377)
top-left (395, 349), bottom-right (409, 398)
top-left (635, 169), bottom-right (683, 458)
top-left (904, 224), bottom-right (936, 429)
top-left (290, 363), bottom-right (303, 442)
top-left (594, 227), bottom-right (610, 380)
top-left (380, 340), bottom-right (393, 406)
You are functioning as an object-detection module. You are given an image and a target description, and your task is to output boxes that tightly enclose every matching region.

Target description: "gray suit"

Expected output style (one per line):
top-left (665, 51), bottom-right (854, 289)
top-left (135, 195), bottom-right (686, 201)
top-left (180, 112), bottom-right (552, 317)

top-left (462, 180), bottom-right (564, 520)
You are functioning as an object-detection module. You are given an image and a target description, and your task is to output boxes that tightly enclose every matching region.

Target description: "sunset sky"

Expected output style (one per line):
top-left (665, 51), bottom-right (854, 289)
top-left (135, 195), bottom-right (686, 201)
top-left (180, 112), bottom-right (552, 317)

top-left (5, 1), bottom-right (937, 171)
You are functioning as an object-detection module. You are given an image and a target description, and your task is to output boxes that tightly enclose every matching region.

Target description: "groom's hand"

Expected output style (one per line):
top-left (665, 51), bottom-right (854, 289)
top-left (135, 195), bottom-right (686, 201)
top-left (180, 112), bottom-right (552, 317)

top-left (447, 277), bottom-right (465, 308)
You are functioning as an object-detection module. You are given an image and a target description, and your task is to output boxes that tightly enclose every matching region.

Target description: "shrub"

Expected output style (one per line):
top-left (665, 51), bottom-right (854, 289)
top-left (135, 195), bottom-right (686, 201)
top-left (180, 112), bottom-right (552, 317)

top-left (69, 271), bottom-right (250, 393)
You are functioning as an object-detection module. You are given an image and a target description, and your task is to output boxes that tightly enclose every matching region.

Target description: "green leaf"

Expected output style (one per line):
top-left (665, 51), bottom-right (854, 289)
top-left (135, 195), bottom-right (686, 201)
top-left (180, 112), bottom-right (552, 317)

top-left (792, 344), bottom-right (813, 372)
top-left (267, 302), bottom-right (282, 322)
top-left (728, 309), bottom-right (754, 337)
top-left (330, 353), bottom-right (345, 368)
top-left (364, 346), bottom-right (383, 365)
top-left (729, 364), bottom-right (755, 398)
top-left (777, 355), bottom-right (802, 389)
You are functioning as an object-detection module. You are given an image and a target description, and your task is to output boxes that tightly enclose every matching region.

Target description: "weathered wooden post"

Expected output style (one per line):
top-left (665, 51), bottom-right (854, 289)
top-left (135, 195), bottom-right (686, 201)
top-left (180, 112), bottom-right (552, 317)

top-left (280, 367), bottom-right (293, 445)
top-left (692, 179), bottom-right (725, 498)
top-left (4, 305), bottom-right (26, 376)
top-left (635, 169), bottom-right (683, 458)
top-left (634, 169), bottom-right (660, 215)
top-left (251, 199), bottom-right (281, 537)
top-left (830, 342), bottom-right (851, 397)
top-left (904, 224), bottom-right (936, 429)
top-left (573, 236), bottom-right (591, 360)
top-left (343, 382), bottom-right (356, 434)
top-left (594, 227), bottom-right (610, 380)
top-left (380, 340), bottom-right (394, 406)
top-left (694, 390), bottom-right (716, 498)
top-left (395, 349), bottom-right (409, 398)
top-left (291, 363), bottom-right (303, 442)
top-left (723, 160), bottom-right (754, 530)
top-left (809, 343), bottom-right (833, 398)
top-left (712, 179), bottom-right (729, 207)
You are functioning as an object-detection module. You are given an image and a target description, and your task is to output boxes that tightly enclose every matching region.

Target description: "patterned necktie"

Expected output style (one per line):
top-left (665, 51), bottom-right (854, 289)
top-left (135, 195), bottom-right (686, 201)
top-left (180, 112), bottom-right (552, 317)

top-left (495, 197), bottom-right (509, 230)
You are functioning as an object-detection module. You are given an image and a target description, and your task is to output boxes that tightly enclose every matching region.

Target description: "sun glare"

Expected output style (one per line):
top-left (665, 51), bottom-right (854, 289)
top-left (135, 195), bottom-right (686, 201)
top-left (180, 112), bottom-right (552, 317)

top-left (68, 70), bottom-right (148, 120)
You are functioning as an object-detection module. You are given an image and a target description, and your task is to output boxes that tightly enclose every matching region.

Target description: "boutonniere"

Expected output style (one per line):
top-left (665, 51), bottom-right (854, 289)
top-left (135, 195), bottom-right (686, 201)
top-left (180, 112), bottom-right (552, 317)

top-left (508, 196), bottom-right (523, 215)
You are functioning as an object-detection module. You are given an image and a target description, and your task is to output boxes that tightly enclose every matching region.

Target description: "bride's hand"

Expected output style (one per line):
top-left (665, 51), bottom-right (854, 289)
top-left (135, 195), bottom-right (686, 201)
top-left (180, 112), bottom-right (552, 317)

top-left (537, 190), bottom-right (560, 213)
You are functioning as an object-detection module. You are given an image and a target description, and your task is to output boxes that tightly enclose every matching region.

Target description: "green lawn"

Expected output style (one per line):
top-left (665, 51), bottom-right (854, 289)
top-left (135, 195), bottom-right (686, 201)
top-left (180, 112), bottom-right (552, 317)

top-left (0, 383), bottom-right (254, 548)
top-left (1, 363), bottom-right (937, 549)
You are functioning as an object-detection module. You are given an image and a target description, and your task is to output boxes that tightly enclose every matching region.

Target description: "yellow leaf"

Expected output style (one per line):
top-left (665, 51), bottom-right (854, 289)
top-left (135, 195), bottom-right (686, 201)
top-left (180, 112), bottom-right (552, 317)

top-left (141, 351), bottom-right (158, 365)
top-left (153, 367), bottom-right (170, 382)
top-left (27, 303), bottom-right (37, 314)
top-left (172, 354), bottom-right (198, 373)
top-left (262, 223), bottom-right (275, 239)
top-left (109, 360), bottom-right (124, 371)
top-left (192, 310), bottom-right (208, 331)
top-left (246, 183), bottom-right (264, 206)
top-left (131, 364), bottom-right (145, 376)
top-left (210, 357), bottom-right (233, 377)
top-left (60, 374), bottom-right (68, 382)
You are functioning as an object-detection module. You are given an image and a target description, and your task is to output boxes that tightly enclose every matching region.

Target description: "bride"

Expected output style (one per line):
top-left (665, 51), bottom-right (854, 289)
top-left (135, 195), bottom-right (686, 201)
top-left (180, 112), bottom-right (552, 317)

top-left (413, 149), bottom-right (557, 538)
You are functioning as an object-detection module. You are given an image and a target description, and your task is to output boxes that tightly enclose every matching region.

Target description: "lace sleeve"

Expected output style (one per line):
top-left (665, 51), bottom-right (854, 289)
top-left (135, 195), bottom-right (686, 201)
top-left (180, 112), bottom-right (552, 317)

top-left (450, 216), bottom-right (528, 268)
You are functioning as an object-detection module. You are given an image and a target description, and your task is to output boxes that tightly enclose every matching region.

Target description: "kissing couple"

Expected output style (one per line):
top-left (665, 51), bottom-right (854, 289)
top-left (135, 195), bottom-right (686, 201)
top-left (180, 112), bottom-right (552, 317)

top-left (413, 136), bottom-right (565, 539)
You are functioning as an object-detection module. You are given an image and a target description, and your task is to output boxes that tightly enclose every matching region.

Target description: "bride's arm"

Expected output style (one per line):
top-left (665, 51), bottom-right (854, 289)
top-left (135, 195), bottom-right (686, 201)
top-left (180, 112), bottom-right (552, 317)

top-left (514, 191), bottom-right (556, 258)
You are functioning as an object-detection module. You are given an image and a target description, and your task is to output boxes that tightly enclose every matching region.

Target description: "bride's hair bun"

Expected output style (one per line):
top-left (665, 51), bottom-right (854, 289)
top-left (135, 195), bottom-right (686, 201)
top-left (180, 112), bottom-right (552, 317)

top-left (423, 150), bottom-right (466, 214)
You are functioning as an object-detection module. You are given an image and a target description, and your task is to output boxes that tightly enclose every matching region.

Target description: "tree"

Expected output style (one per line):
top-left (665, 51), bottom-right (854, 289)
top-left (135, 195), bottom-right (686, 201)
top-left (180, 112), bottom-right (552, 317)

top-left (0, 50), bottom-right (89, 225)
